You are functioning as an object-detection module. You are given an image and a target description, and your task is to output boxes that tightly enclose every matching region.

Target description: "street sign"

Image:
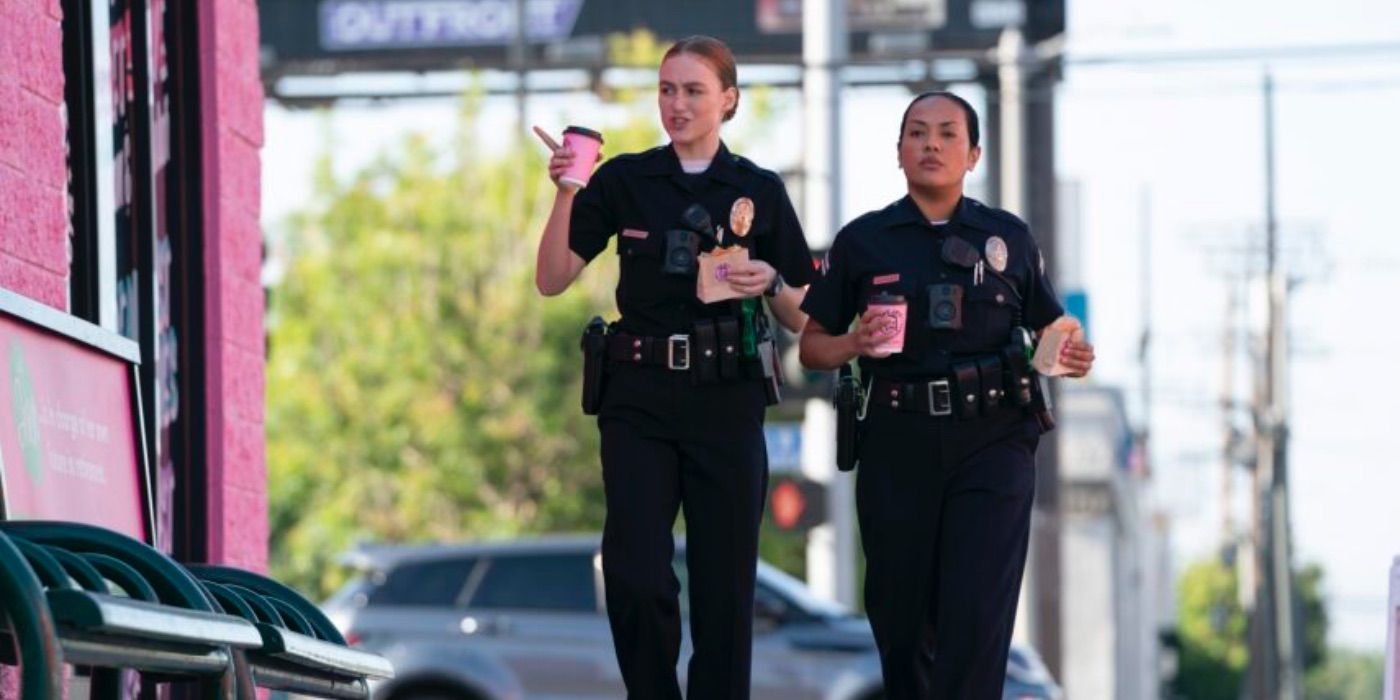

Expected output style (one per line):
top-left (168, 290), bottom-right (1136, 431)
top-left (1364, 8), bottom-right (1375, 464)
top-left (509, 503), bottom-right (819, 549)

top-left (765, 423), bottom-right (802, 474)
top-left (1064, 288), bottom-right (1089, 339)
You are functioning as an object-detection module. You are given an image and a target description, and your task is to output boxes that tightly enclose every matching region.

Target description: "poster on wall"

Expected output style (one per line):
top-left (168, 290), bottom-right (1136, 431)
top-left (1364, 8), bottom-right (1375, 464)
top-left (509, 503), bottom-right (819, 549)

top-left (110, 0), bottom-right (182, 557)
top-left (112, 0), bottom-right (139, 341)
top-left (0, 310), bottom-right (149, 542)
top-left (149, 0), bottom-right (180, 559)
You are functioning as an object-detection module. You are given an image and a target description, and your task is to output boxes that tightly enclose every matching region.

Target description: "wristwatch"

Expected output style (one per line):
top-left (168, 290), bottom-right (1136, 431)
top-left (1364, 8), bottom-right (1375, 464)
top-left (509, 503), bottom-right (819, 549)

top-left (764, 274), bottom-right (784, 298)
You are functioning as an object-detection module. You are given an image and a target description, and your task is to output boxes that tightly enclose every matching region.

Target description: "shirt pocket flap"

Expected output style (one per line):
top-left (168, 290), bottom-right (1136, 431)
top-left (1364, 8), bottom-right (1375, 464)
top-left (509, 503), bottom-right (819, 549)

top-left (617, 229), bottom-right (663, 259)
top-left (965, 279), bottom-right (1020, 309)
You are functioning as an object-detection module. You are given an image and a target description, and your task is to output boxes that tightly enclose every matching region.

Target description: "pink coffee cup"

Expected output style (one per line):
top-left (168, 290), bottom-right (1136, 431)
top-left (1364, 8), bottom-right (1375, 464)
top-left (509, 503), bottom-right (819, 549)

top-left (867, 293), bottom-right (907, 355)
top-left (559, 125), bottom-right (604, 190)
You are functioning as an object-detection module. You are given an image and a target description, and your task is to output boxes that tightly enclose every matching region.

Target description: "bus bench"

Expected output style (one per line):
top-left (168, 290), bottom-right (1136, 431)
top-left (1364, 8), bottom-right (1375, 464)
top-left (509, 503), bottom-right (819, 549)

top-left (0, 521), bottom-right (392, 699)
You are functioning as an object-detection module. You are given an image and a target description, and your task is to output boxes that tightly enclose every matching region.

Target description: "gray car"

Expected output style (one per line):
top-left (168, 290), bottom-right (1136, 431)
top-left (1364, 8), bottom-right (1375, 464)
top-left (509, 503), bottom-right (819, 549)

top-left (318, 535), bottom-right (1061, 700)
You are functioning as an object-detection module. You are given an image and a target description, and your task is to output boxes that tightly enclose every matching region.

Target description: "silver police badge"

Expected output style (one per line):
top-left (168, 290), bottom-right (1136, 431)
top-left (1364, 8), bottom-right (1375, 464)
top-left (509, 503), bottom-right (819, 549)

top-left (985, 236), bottom-right (1009, 273)
top-left (729, 197), bottom-right (755, 238)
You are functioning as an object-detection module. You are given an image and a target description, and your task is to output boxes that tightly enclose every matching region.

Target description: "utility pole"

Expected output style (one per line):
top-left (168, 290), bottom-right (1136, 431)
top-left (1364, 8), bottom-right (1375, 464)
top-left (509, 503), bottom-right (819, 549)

top-left (1138, 187), bottom-right (1151, 455)
top-left (801, 0), bottom-right (856, 609)
top-left (1246, 69), bottom-right (1303, 700)
top-left (511, 0), bottom-right (528, 137)
top-left (509, 0), bottom-right (530, 261)
top-left (1221, 271), bottom-right (1238, 545)
top-left (992, 23), bottom-right (1064, 677)
top-left (996, 28), bottom-right (1026, 217)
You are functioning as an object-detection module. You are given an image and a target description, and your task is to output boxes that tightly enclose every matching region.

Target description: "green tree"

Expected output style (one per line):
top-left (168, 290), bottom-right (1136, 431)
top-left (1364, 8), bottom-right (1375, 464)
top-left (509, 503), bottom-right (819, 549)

top-left (1176, 559), bottom-right (1249, 700)
top-left (265, 91), bottom-right (657, 595)
top-left (1297, 562), bottom-right (1328, 671)
top-left (1173, 557), bottom-right (1332, 699)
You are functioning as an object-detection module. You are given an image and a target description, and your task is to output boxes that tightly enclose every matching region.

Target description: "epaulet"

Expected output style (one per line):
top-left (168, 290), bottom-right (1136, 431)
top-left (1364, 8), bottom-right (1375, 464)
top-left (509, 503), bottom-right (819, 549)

top-left (730, 153), bottom-right (784, 184)
top-left (608, 145), bottom-right (669, 163)
top-left (833, 208), bottom-right (889, 242)
top-left (963, 197), bottom-right (1029, 233)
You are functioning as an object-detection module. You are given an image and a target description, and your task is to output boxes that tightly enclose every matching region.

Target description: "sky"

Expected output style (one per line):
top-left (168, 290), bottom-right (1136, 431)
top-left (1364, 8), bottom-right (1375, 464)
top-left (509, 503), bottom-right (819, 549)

top-left (261, 0), bottom-right (1400, 651)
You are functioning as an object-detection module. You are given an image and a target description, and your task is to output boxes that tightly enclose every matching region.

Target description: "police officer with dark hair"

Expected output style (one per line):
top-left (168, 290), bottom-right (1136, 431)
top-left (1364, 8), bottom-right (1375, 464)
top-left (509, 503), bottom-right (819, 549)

top-left (534, 36), bottom-right (815, 700)
top-left (798, 92), bottom-right (1095, 698)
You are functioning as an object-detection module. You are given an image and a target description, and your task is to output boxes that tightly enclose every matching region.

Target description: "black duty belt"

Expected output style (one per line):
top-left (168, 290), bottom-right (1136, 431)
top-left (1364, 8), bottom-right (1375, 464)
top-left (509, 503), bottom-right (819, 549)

top-left (870, 377), bottom-right (958, 416)
top-left (607, 332), bottom-right (693, 370)
top-left (869, 355), bottom-right (1014, 420)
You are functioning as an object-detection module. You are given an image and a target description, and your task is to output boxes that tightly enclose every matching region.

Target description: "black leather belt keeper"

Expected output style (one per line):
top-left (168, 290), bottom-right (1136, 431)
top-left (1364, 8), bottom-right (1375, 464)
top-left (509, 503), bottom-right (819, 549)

top-left (951, 361), bottom-right (982, 420)
top-left (717, 317), bottom-right (740, 380)
top-left (977, 356), bottom-right (1003, 412)
top-left (693, 319), bottom-right (719, 383)
top-left (609, 333), bottom-right (675, 366)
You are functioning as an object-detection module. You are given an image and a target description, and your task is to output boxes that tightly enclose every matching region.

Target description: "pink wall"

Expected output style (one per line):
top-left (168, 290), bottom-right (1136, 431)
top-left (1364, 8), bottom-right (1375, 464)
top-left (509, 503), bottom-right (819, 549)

top-left (0, 0), bottom-right (68, 311)
top-left (0, 0), bottom-right (269, 567)
top-left (200, 0), bottom-right (267, 572)
top-left (0, 3), bottom-right (69, 696)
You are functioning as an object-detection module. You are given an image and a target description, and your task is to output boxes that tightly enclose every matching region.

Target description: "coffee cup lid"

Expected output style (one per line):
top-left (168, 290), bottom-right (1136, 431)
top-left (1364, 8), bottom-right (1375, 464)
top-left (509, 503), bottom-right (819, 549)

top-left (564, 125), bottom-right (604, 143)
top-left (869, 292), bottom-right (905, 304)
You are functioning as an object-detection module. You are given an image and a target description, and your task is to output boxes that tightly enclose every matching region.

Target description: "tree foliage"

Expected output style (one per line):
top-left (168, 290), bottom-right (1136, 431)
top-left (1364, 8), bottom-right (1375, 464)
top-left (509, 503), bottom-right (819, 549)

top-left (265, 91), bottom-right (660, 595)
top-left (1176, 558), bottom-right (1250, 700)
top-left (1173, 557), bottom-right (1335, 699)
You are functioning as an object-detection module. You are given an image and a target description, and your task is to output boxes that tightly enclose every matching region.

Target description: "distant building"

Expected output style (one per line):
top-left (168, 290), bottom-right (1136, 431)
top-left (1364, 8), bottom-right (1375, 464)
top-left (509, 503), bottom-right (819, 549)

top-left (1058, 385), bottom-right (1173, 700)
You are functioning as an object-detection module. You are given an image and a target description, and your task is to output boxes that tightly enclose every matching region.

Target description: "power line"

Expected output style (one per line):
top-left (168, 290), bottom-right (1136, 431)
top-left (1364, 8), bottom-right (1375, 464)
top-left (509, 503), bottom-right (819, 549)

top-left (270, 39), bottom-right (1400, 105)
top-left (1064, 40), bottom-right (1400, 67)
top-left (1053, 76), bottom-right (1400, 100)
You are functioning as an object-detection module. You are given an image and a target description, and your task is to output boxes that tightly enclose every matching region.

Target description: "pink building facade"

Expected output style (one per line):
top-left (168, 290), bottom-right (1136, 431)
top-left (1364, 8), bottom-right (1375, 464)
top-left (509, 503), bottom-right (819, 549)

top-left (0, 0), bottom-right (266, 573)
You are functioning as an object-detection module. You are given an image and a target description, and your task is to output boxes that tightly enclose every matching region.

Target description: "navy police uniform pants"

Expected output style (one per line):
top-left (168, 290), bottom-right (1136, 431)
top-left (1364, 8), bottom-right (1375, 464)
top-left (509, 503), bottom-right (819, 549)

top-left (857, 403), bottom-right (1038, 700)
top-left (597, 363), bottom-right (770, 700)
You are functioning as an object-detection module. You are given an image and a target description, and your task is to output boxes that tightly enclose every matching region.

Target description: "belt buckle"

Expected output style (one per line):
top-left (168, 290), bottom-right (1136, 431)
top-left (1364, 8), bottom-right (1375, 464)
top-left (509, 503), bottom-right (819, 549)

top-left (667, 334), bottom-right (691, 371)
top-left (927, 379), bottom-right (952, 416)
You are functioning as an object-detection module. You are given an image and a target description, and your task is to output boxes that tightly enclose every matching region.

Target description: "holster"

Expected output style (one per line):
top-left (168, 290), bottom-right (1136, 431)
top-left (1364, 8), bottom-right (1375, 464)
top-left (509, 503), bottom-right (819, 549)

top-left (754, 312), bottom-right (781, 405)
top-left (1030, 373), bottom-right (1056, 433)
top-left (835, 364), bottom-right (863, 472)
top-left (757, 338), bottom-right (781, 406)
top-left (580, 316), bottom-right (609, 415)
top-left (1004, 343), bottom-right (1035, 407)
top-left (1004, 327), bottom-right (1055, 431)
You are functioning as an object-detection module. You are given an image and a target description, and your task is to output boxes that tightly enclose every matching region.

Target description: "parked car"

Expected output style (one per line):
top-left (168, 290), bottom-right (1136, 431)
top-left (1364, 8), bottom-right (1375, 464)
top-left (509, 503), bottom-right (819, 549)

top-left (319, 535), bottom-right (1062, 700)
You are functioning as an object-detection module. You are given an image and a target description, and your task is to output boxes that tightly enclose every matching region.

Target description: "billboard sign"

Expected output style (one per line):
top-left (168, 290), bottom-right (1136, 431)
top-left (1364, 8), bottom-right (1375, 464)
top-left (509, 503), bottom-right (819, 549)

top-left (319, 0), bottom-right (585, 51)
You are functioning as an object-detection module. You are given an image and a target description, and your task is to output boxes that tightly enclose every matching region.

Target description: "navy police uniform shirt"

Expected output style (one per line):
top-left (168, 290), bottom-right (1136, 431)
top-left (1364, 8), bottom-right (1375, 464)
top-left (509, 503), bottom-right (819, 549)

top-left (802, 195), bottom-right (1064, 381)
top-left (569, 142), bottom-right (817, 337)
